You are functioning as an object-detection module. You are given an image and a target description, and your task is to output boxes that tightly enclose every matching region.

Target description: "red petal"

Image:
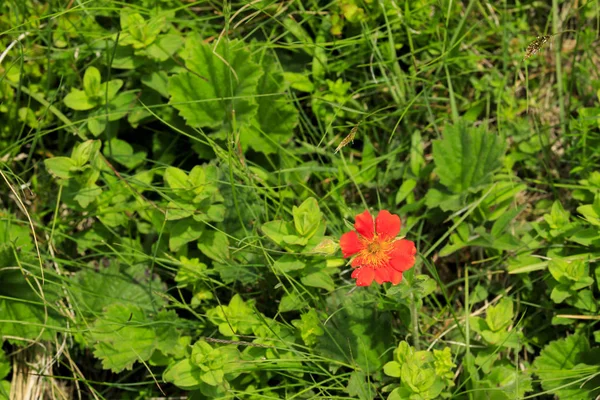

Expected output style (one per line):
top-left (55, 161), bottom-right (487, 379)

top-left (354, 210), bottom-right (374, 239)
top-left (374, 267), bottom-right (391, 284)
top-left (389, 239), bottom-right (417, 272)
top-left (340, 231), bottom-right (365, 258)
top-left (350, 255), bottom-right (367, 268)
top-left (353, 267), bottom-right (375, 286)
top-left (375, 210), bottom-right (401, 240)
top-left (390, 269), bottom-right (403, 285)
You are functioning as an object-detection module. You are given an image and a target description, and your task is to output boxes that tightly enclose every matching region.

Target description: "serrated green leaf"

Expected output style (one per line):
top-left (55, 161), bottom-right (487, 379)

top-left (432, 121), bottom-right (504, 193)
top-left (168, 36), bottom-right (262, 132)
top-left (534, 335), bottom-right (600, 399)
top-left (90, 304), bottom-right (157, 373)
top-left (292, 309), bottom-right (324, 346)
top-left (241, 55), bottom-right (298, 154)
top-left (163, 359), bottom-right (203, 390)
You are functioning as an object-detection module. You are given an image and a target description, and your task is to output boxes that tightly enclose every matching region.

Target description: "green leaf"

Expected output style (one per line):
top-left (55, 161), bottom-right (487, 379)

top-left (163, 359), bottom-right (203, 390)
top-left (206, 294), bottom-right (259, 336)
top-left (99, 79), bottom-right (124, 104)
top-left (432, 121), bottom-right (504, 193)
top-left (168, 36), bottom-right (262, 132)
top-left (485, 298), bottom-right (513, 332)
top-left (89, 304), bottom-right (157, 373)
top-left (83, 66), bottom-right (102, 98)
top-left (142, 71), bottom-right (169, 98)
top-left (241, 55), bottom-right (299, 154)
top-left (197, 230), bottom-right (229, 263)
top-left (534, 335), bottom-right (600, 399)
top-left (44, 156), bottom-right (77, 179)
top-left (292, 309), bottom-right (324, 346)
top-left (293, 197), bottom-right (322, 238)
top-left (283, 72), bottom-right (314, 92)
top-left (383, 361), bottom-right (401, 378)
top-left (550, 284), bottom-right (572, 304)
top-left (301, 270), bottom-right (335, 291)
top-left (87, 113), bottom-right (107, 136)
top-left (64, 89), bottom-right (97, 110)
top-left (169, 219), bottom-right (204, 252)
top-left (346, 371), bottom-right (376, 400)
top-left (279, 292), bottom-right (308, 312)
top-left (73, 183), bottom-right (102, 208)
top-left (145, 34), bottom-right (183, 61)
top-left (103, 138), bottom-right (146, 169)
top-left (261, 220), bottom-right (296, 247)
top-left (106, 91), bottom-right (137, 120)
top-left (164, 167), bottom-right (190, 191)
top-left (273, 255), bottom-right (305, 274)
top-left (70, 261), bottom-right (166, 315)
top-left (395, 179), bottom-right (417, 205)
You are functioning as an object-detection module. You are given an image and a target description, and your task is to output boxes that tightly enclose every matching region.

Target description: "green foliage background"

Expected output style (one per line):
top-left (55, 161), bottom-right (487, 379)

top-left (1, 0), bottom-right (600, 398)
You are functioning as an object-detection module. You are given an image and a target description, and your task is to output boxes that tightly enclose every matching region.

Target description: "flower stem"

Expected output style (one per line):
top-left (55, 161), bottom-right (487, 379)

top-left (410, 292), bottom-right (420, 351)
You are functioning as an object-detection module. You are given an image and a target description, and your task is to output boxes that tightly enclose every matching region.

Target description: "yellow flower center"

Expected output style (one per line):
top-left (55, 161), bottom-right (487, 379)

top-left (359, 236), bottom-right (392, 268)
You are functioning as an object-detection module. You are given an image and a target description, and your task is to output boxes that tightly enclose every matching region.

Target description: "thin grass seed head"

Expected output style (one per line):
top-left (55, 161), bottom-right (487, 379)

top-left (524, 35), bottom-right (552, 60)
top-left (334, 125), bottom-right (358, 154)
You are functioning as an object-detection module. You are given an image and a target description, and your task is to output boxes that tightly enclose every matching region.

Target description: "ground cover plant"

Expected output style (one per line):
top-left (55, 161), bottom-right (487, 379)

top-left (1, 0), bottom-right (600, 398)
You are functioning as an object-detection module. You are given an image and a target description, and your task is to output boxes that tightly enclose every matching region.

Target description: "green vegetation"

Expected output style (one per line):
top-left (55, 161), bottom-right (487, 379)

top-left (1, 0), bottom-right (600, 398)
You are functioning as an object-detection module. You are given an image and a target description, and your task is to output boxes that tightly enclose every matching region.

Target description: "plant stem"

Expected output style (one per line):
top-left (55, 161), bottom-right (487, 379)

top-left (410, 292), bottom-right (421, 351)
top-left (553, 0), bottom-right (566, 131)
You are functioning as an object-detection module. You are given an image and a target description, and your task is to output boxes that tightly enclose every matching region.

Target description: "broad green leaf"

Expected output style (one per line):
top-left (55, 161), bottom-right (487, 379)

top-left (383, 361), bottom-right (401, 377)
top-left (164, 167), bottom-right (190, 190)
top-left (70, 261), bottom-right (165, 315)
top-left (279, 292), bottom-right (308, 312)
top-left (73, 183), bottom-right (102, 208)
top-left (64, 89), bottom-right (97, 110)
top-left (292, 309), bottom-right (324, 346)
top-left (44, 156), bottom-right (77, 179)
top-left (99, 79), bottom-right (124, 104)
top-left (346, 371), bottom-right (376, 400)
top-left (432, 121), bottom-right (504, 193)
top-left (262, 220), bottom-right (296, 247)
top-left (283, 72), bottom-right (314, 92)
top-left (197, 230), bottom-right (229, 262)
top-left (169, 219), bottom-right (204, 252)
top-left (103, 138), bottom-right (146, 169)
top-left (206, 294), bottom-right (259, 336)
top-left (145, 34), bottom-right (183, 61)
top-left (273, 255), bottom-right (305, 274)
top-left (83, 66), bottom-right (101, 98)
top-left (534, 335), bottom-right (600, 399)
top-left (168, 36), bottom-right (262, 132)
top-left (485, 298), bottom-right (513, 332)
top-left (142, 71), bottom-right (169, 98)
top-left (89, 304), bottom-right (176, 373)
top-left (293, 197), bottom-right (322, 238)
top-left (87, 113), bottom-right (107, 136)
top-left (301, 270), bottom-right (335, 291)
top-left (106, 91), bottom-right (137, 120)
top-left (550, 284), bottom-right (572, 303)
top-left (395, 179), bottom-right (416, 205)
top-left (410, 130), bottom-right (425, 176)
top-left (163, 359), bottom-right (203, 390)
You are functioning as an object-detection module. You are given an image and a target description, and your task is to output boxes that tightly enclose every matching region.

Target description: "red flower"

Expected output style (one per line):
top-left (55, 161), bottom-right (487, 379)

top-left (340, 210), bottom-right (416, 287)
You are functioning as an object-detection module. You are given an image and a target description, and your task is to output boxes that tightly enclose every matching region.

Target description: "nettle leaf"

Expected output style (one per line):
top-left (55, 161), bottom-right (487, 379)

top-left (89, 304), bottom-right (179, 373)
top-left (432, 121), bottom-right (504, 193)
top-left (534, 335), bottom-right (600, 399)
top-left (240, 53), bottom-right (298, 154)
top-left (168, 35), bottom-right (262, 132)
top-left (70, 261), bottom-right (166, 315)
